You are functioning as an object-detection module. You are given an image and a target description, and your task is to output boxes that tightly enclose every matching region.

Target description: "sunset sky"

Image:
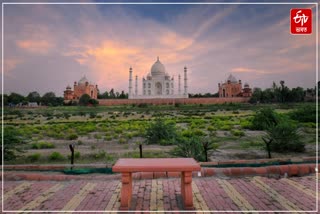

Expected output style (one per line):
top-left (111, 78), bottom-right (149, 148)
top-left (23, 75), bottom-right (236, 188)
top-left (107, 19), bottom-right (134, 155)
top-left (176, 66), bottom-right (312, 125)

top-left (2, 1), bottom-right (319, 96)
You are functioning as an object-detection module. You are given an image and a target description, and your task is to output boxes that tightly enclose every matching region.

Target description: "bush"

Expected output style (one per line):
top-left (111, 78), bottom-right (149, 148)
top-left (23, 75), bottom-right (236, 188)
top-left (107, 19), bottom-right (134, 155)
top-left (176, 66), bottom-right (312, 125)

top-left (267, 122), bottom-right (305, 152)
top-left (31, 142), bottom-right (55, 149)
top-left (49, 152), bottom-right (65, 161)
top-left (289, 106), bottom-right (316, 123)
top-left (88, 99), bottom-right (99, 106)
top-left (79, 94), bottom-right (91, 106)
top-left (92, 150), bottom-right (106, 159)
top-left (75, 151), bottom-right (81, 159)
top-left (251, 108), bottom-right (279, 130)
top-left (27, 153), bottom-right (41, 162)
top-left (231, 129), bottom-right (245, 137)
top-left (67, 133), bottom-right (78, 140)
top-left (118, 138), bottom-right (127, 144)
top-left (170, 135), bottom-right (218, 162)
top-left (145, 118), bottom-right (177, 145)
top-left (2, 127), bottom-right (25, 162)
top-left (89, 112), bottom-right (97, 118)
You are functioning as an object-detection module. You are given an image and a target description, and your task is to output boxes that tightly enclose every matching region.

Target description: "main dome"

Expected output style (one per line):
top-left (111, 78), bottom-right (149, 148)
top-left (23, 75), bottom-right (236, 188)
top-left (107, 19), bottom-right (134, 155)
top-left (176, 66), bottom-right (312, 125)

top-left (227, 74), bottom-right (238, 83)
top-left (78, 76), bottom-right (89, 85)
top-left (151, 57), bottom-right (166, 76)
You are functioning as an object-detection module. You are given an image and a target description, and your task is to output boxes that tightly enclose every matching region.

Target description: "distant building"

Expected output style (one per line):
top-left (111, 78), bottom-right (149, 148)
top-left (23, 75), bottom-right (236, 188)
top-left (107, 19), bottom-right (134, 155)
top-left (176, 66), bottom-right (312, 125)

top-left (128, 57), bottom-right (188, 99)
top-left (64, 76), bottom-right (98, 101)
top-left (218, 74), bottom-right (252, 98)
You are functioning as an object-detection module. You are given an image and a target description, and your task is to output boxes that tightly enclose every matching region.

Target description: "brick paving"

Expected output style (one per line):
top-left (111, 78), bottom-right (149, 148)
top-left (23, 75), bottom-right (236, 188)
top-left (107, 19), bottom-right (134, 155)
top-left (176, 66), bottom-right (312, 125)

top-left (2, 175), bottom-right (318, 212)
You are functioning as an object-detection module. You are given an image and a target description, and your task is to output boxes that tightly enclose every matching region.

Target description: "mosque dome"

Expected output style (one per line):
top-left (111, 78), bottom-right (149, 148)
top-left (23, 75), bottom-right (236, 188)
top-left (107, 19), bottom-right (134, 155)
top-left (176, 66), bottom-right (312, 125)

top-left (78, 76), bottom-right (89, 85)
top-left (227, 74), bottom-right (238, 83)
top-left (151, 57), bottom-right (166, 76)
top-left (244, 82), bottom-right (250, 88)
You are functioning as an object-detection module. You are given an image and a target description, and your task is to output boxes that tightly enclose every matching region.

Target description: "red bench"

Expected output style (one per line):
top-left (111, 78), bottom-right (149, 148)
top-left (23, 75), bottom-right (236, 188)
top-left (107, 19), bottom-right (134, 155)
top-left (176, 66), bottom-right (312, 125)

top-left (112, 158), bottom-right (201, 210)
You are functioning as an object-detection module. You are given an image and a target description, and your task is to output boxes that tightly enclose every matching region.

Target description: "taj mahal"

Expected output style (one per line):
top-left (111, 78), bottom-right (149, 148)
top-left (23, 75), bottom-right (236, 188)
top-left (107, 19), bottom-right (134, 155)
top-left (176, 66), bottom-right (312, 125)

top-left (128, 57), bottom-right (188, 99)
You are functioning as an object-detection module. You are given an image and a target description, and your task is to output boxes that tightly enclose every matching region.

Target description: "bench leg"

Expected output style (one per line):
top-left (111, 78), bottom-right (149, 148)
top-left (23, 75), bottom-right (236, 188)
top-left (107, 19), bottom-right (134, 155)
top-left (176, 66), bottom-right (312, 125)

top-left (181, 171), bottom-right (194, 210)
top-left (119, 172), bottom-right (132, 210)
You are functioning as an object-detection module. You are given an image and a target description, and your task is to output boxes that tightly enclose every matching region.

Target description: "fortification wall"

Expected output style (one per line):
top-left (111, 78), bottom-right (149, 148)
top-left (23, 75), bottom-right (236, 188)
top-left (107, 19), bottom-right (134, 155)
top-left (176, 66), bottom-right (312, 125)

top-left (98, 97), bottom-right (250, 106)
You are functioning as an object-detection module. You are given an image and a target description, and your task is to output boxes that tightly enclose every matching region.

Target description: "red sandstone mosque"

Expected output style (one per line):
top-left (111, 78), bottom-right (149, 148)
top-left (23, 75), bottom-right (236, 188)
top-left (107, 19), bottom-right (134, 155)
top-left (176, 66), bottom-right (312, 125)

top-left (64, 76), bottom-right (99, 101)
top-left (218, 74), bottom-right (252, 98)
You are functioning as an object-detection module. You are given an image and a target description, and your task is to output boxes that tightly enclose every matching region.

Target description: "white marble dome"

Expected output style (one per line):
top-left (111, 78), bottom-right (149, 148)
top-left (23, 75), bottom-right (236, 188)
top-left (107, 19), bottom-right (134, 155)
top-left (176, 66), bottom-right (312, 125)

top-left (151, 57), bottom-right (166, 76)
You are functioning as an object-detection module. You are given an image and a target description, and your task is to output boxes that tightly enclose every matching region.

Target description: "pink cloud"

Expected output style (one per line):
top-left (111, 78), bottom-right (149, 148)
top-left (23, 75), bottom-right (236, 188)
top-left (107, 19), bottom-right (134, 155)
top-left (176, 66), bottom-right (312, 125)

top-left (16, 39), bottom-right (54, 54)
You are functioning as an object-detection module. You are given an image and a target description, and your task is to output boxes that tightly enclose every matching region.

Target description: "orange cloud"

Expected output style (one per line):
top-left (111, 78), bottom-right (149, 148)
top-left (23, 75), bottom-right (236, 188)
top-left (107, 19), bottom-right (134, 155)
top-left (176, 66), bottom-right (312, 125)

top-left (3, 58), bottom-right (22, 76)
top-left (160, 32), bottom-right (194, 51)
top-left (16, 39), bottom-right (54, 54)
top-left (231, 67), bottom-right (271, 75)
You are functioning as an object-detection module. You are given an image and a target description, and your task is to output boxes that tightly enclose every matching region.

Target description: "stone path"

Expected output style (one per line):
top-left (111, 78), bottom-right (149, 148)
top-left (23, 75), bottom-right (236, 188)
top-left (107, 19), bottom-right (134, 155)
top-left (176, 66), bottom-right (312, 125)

top-left (2, 175), bottom-right (318, 212)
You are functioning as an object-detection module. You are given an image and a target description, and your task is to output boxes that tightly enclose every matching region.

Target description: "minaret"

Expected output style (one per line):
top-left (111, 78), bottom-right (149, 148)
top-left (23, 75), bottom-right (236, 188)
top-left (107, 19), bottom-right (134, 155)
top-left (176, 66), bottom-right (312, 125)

top-left (135, 75), bottom-right (138, 96)
top-left (129, 67), bottom-right (133, 98)
top-left (178, 74), bottom-right (181, 95)
top-left (184, 66), bottom-right (188, 97)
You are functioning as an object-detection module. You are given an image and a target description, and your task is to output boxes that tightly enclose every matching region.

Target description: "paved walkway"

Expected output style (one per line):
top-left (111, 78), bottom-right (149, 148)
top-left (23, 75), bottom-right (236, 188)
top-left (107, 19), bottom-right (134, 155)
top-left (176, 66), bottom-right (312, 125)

top-left (2, 175), bottom-right (318, 213)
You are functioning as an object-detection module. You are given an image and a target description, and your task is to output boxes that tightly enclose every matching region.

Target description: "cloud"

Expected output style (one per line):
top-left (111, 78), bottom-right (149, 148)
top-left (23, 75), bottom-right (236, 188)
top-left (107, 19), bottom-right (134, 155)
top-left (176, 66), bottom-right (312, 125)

top-left (3, 58), bottom-right (22, 76)
top-left (231, 67), bottom-right (267, 74)
top-left (3, 3), bottom-right (318, 96)
top-left (16, 39), bottom-right (54, 54)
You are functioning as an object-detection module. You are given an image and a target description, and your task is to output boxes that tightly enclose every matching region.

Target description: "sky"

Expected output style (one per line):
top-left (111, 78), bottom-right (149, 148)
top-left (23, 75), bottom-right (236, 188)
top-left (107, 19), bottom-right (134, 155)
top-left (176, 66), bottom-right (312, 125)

top-left (2, 1), bottom-right (319, 97)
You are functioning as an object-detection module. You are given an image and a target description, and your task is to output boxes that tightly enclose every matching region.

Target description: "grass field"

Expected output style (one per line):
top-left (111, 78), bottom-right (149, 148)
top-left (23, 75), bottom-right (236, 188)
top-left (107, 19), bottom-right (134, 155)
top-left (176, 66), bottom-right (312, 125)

top-left (3, 102), bottom-right (317, 164)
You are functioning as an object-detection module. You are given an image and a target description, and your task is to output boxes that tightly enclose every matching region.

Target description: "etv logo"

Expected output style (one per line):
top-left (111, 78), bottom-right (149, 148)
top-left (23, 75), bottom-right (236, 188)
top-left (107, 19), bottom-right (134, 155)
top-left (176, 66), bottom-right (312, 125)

top-left (290, 9), bottom-right (312, 35)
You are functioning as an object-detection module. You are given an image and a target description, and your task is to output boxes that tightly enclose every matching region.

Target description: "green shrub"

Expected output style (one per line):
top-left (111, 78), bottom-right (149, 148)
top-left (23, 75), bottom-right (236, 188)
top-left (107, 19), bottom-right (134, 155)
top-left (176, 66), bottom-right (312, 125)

top-left (31, 142), bottom-right (55, 149)
top-left (170, 135), bottom-right (217, 162)
top-left (105, 135), bottom-right (112, 141)
top-left (27, 153), bottom-right (41, 162)
top-left (207, 126), bottom-right (215, 132)
top-left (267, 122), bottom-right (305, 152)
top-left (251, 108), bottom-right (279, 130)
top-left (145, 118), bottom-right (177, 145)
top-left (75, 151), bottom-right (81, 159)
top-left (2, 127), bottom-right (25, 162)
top-left (119, 138), bottom-right (127, 144)
top-left (89, 112), bottom-right (97, 118)
top-left (67, 133), bottom-right (78, 140)
top-left (231, 129), bottom-right (245, 137)
top-left (192, 129), bottom-right (206, 136)
top-left (289, 106), bottom-right (316, 123)
top-left (220, 124), bottom-right (232, 131)
top-left (49, 152), bottom-right (65, 161)
top-left (92, 150), bottom-right (106, 159)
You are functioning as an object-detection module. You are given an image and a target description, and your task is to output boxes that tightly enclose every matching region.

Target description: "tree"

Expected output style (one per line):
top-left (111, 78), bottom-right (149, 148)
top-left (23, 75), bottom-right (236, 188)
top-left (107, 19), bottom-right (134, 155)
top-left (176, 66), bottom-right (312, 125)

top-left (249, 88), bottom-right (262, 103)
top-left (41, 92), bottom-right (63, 106)
top-left (1, 127), bottom-right (25, 163)
top-left (264, 121), bottom-right (304, 153)
top-left (27, 91), bottom-right (41, 103)
top-left (119, 91), bottom-right (126, 99)
top-left (251, 108), bottom-right (279, 130)
top-left (88, 98), bottom-right (99, 106)
top-left (109, 88), bottom-right (115, 98)
top-left (8, 92), bottom-right (25, 105)
top-left (170, 134), bottom-right (218, 162)
top-left (145, 117), bottom-right (177, 145)
top-left (79, 94), bottom-right (91, 106)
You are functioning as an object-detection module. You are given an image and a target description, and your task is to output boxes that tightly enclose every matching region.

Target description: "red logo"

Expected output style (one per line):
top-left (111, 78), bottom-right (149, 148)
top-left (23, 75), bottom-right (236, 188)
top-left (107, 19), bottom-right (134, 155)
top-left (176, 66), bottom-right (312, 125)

top-left (290, 8), bottom-right (312, 34)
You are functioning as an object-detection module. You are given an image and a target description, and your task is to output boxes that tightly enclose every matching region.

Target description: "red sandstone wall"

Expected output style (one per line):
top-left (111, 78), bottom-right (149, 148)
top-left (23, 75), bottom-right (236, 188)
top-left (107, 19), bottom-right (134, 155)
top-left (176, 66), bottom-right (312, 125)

top-left (98, 97), bottom-right (250, 106)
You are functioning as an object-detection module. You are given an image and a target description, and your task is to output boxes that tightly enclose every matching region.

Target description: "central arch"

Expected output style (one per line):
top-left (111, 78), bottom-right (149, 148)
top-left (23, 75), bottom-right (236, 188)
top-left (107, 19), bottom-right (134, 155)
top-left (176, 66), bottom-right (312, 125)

top-left (155, 82), bottom-right (162, 95)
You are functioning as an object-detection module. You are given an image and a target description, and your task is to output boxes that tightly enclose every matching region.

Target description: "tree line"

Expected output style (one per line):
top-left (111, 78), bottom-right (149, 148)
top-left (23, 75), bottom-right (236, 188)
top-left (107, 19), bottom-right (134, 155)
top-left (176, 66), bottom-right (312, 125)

top-left (4, 91), bottom-right (64, 106)
top-left (98, 88), bottom-right (128, 99)
top-left (249, 81), bottom-right (317, 103)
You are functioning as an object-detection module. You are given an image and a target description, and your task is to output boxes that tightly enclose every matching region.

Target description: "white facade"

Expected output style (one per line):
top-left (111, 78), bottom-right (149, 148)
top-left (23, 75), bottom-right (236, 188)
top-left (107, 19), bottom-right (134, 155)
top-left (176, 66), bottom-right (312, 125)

top-left (128, 57), bottom-right (188, 99)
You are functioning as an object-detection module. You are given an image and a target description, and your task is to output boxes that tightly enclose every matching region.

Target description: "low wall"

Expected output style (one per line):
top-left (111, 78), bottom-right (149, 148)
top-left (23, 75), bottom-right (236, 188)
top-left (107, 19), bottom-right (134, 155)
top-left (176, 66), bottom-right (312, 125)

top-left (98, 97), bottom-right (250, 106)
